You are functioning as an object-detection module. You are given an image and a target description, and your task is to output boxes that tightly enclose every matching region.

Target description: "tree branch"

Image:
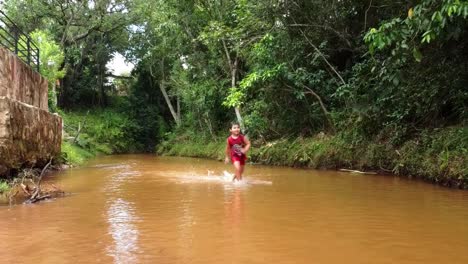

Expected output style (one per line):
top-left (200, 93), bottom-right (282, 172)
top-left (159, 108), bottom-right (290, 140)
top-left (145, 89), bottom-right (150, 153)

top-left (221, 39), bottom-right (233, 71)
top-left (26, 158), bottom-right (53, 204)
top-left (364, 0), bottom-right (373, 32)
top-left (287, 23), bottom-right (353, 48)
top-left (293, 21), bottom-right (346, 86)
top-left (285, 83), bottom-right (335, 132)
top-left (105, 73), bottom-right (133, 80)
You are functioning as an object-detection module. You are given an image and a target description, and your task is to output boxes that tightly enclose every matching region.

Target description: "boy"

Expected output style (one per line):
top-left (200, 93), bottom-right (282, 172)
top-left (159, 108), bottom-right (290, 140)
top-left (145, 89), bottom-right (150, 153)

top-left (225, 122), bottom-right (251, 181)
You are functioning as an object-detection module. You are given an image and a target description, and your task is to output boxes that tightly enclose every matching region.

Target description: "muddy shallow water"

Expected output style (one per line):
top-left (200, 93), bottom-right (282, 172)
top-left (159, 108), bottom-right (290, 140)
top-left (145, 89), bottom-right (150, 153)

top-left (1, 155), bottom-right (468, 264)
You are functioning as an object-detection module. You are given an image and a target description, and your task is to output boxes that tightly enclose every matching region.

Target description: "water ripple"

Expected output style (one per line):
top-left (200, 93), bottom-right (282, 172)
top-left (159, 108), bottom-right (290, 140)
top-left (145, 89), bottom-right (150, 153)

top-left (106, 198), bottom-right (140, 264)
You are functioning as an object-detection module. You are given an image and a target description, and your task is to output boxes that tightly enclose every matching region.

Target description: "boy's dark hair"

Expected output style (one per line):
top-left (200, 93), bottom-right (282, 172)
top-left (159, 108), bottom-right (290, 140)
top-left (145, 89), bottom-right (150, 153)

top-left (230, 121), bottom-right (240, 128)
top-left (230, 121), bottom-right (247, 135)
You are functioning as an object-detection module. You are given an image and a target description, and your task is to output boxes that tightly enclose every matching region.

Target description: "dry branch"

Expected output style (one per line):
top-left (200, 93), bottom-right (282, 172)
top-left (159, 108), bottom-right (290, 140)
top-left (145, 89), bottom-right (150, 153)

top-left (25, 158), bottom-right (53, 204)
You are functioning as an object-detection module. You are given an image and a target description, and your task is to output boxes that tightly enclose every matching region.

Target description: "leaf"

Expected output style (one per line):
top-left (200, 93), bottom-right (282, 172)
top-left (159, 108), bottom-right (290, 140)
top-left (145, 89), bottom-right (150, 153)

top-left (413, 47), bottom-right (422, 62)
top-left (408, 8), bottom-right (414, 19)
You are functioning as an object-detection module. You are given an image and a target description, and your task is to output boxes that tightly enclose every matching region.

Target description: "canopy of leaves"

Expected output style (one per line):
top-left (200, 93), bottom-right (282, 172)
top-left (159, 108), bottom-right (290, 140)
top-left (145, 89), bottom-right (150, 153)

top-left (2, 0), bottom-right (466, 147)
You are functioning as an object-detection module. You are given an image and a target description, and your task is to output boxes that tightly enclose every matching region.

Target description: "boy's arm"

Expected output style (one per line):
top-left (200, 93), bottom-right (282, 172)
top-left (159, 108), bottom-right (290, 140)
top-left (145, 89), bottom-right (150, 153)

top-left (225, 139), bottom-right (230, 163)
top-left (242, 136), bottom-right (251, 154)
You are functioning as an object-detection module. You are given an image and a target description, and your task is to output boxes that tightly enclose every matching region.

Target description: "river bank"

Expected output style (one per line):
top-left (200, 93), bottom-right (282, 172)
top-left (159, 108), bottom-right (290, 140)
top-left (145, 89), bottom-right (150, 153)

top-left (157, 127), bottom-right (468, 189)
top-left (0, 165), bottom-right (67, 205)
top-left (0, 140), bottom-right (82, 203)
top-left (2, 123), bottom-right (465, 203)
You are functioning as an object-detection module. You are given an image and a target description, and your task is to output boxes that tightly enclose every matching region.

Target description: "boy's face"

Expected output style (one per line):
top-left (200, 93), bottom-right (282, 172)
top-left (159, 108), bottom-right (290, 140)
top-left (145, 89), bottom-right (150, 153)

top-left (230, 125), bottom-right (240, 135)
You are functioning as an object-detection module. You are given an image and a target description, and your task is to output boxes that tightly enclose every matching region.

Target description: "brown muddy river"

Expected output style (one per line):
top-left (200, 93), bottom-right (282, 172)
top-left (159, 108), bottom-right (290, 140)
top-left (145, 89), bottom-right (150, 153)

top-left (1, 155), bottom-right (468, 264)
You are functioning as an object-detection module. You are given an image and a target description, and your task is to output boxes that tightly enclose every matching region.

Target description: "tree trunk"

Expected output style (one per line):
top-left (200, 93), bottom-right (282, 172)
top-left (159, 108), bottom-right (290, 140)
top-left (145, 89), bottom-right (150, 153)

top-left (150, 59), bottom-right (181, 126)
top-left (177, 95), bottom-right (181, 122)
top-left (160, 81), bottom-right (180, 126)
top-left (232, 75), bottom-right (244, 131)
top-left (51, 81), bottom-right (57, 111)
top-left (98, 69), bottom-right (105, 106)
top-left (227, 53), bottom-right (245, 132)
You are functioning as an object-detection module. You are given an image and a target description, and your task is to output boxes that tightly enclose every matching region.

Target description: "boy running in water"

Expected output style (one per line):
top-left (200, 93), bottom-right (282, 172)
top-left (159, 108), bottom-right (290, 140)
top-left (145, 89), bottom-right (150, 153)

top-left (225, 122), bottom-right (251, 181)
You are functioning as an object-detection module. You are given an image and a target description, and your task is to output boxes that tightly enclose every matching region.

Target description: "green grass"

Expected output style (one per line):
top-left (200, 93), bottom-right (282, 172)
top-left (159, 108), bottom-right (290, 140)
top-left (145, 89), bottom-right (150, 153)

top-left (60, 141), bottom-right (95, 165)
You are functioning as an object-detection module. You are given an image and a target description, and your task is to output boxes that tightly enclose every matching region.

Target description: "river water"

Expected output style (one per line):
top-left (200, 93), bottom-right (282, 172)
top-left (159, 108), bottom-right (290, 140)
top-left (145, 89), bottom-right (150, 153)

top-left (1, 155), bottom-right (468, 264)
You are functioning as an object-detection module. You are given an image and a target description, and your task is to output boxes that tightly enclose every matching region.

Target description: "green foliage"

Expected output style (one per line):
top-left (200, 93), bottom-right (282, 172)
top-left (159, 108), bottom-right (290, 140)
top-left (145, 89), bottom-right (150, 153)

top-left (365, 0), bottom-right (468, 61)
top-left (393, 127), bottom-right (468, 186)
top-left (157, 132), bottom-right (226, 160)
top-left (224, 62), bottom-right (286, 108)
top-left (0, 180), bottom-right (10, 194)
top-left (243, 100), bottom-right (269, 138)
top-left (59, 91), bottom-right (167, 155)
top-left (60, 105), bottom-right (145, 155)
top-left (3, 0), bottom-right (466, 185)
top-left (60, 141), bottom-right (95, 165)
top-left (30, 30), bottom-right (66, 81)
top-left (4, 0), bottom-right (135, 108)
top-left (30, 30), bottom-right (65, 112)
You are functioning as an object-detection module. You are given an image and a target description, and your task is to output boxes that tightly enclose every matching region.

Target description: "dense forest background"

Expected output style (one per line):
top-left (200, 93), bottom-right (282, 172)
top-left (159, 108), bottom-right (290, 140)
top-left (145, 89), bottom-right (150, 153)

top-left (2, 0), bottom-right (467, 185)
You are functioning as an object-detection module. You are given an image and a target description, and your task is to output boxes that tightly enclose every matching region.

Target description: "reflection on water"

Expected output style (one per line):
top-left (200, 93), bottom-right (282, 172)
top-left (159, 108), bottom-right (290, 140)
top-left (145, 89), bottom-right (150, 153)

top-left (224, 186), bottom-right (244, 229)
top-left (105, 166), bottom-right (141, 264)
top-left (177, 196), bottom-right (195, 261)
top-left (106, 198), bottom-right (139, 264)
top-left (223, 186), bottom-right (245, 260)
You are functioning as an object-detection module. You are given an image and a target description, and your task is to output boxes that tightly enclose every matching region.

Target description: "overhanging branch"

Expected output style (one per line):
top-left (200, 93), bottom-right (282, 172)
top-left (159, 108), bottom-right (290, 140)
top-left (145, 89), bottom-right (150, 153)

top-left (105, 73), bottom-right (133, 80)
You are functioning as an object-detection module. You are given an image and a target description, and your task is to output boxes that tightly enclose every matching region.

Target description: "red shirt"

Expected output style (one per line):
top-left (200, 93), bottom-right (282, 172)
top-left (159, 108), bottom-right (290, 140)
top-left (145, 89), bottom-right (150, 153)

top-left (228, 134), bottom-right (246, 158)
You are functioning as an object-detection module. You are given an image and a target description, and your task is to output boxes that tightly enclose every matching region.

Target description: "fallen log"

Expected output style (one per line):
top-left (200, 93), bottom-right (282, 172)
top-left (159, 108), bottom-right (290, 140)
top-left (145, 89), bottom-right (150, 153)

top-left (26, 194), bottom-right (51, 204)
top-left (339, 169), bottom-right (377, 175)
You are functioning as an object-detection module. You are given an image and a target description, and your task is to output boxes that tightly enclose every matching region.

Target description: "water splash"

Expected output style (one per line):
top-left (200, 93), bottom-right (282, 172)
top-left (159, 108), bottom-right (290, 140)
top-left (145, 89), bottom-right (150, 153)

top-left (163, 170), bottom-right (272, 186)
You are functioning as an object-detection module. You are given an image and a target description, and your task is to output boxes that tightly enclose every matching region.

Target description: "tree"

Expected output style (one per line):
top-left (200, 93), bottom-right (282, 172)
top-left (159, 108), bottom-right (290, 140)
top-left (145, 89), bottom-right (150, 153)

top-left (30, 29), bottom-right (66, 112)
top-left (4, 0), bottom-right (135, 107)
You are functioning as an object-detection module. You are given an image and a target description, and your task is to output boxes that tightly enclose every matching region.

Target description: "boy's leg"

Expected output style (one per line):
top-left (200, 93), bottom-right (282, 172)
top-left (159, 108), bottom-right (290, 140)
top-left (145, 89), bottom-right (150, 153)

top-left (233, 161), bottom-right (242, 181)
top-left (239, 165), bottom-right (244, 180)
top-left (238, 157), bottom-right (246, 180)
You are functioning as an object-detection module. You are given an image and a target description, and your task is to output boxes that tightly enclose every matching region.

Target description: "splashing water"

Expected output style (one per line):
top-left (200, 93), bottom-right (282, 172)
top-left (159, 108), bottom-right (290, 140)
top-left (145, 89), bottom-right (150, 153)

top-left (162, 169), bottom-right (272, 186)
top-left (222, 170), bottom-right (235, 182)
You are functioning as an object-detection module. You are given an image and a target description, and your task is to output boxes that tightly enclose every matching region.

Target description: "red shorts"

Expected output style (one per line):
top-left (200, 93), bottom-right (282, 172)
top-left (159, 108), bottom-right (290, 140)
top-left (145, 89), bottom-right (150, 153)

top-left (231, 155), bottom-right (247, 165)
